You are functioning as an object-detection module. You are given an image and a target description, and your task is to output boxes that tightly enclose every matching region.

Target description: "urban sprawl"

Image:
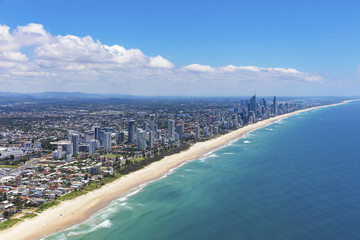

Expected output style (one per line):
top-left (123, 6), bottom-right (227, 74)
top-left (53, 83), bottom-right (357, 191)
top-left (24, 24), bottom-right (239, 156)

top-left (0, 95), bottom-right (319, 223)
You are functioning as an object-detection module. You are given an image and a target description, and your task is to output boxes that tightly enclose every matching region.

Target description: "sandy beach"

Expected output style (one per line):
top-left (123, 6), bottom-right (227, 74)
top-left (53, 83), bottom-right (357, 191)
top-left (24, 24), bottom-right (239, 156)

top-left (0, 101), bottom-right (349, 240)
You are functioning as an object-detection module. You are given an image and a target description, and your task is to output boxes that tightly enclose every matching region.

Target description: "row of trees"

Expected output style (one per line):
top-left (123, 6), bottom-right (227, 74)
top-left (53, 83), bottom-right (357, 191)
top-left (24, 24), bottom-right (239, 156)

top-left (115, 144), bottom-right (190, 175)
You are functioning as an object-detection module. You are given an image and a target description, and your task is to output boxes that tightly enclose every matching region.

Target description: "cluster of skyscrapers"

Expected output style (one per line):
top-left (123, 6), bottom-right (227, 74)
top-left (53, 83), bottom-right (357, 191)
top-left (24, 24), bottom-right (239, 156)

top-left (51, 95), bottom-right (304, 160)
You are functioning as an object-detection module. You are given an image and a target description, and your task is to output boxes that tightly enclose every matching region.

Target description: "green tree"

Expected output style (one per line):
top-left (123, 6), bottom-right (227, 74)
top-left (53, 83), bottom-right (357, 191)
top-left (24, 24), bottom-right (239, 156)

top-left (3, 210), bottom-right (11, 219)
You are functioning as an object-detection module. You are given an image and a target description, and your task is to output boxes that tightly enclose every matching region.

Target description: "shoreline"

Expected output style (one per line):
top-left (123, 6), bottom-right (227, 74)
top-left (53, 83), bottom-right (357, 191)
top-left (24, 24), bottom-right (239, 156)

top-left (0, 101), bottom-right (352, 240)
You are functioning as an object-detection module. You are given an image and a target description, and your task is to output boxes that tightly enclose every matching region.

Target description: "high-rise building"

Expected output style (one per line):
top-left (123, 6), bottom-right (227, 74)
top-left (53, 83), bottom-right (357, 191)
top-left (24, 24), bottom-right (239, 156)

top-left (149, 114), bottom-right (155, 132)
top-left (99, 130), bottom-right (105, 146)
top-left (195, 125), bottom-right (200, 138)
top-left (250, 94), bottom-right (256, 113)
top-left (273, 96), bottom-right (277, 115)
top-left (116, 131), bottom-right (125, 144)
top-left (176, 124), bottom-right (184, 139)
top-left (103, 132), bottom-right (112, 153)
top-left (149, 130), bottom-right (154, 149)
top-left (89, 139), bottom-right (96, 154)
top-left (94, 126), bottom-right (101, 142)
top-left (71, 133), bottom-right (79, 154)
top-left (84, 130), bottom-right (95, 143)
top-left (66, 143), bottom-right (73, 155)
top-left (66, 143), bottom-right (73, 162)
top-left (128, 120), bottom-right (135, 143)
top-left (136, 129), bottom-right (146, 151)
top-left (168, 119), bottom-right (175, 140)
top-left (262, 98), bottom-right (267, 108)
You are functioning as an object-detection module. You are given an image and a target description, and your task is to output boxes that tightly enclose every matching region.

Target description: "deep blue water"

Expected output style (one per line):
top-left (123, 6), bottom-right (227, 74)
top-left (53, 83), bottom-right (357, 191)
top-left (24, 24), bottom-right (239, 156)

top-left (47, 101), bottom-right (360, 240)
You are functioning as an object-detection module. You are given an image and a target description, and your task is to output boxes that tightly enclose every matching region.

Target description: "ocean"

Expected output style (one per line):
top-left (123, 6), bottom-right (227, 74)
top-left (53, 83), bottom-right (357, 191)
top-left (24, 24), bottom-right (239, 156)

top-left (46, 101), bottom-right (360, 240)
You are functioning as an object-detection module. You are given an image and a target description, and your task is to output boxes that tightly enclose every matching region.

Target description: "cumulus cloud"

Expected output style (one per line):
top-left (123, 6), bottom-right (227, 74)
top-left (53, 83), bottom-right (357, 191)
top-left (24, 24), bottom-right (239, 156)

top-left (183, 64), bottom-right (215, 72)
top-left (14, 23), bottom-right (52, 46)
top-left (0, 23), bottom-right (326, 95)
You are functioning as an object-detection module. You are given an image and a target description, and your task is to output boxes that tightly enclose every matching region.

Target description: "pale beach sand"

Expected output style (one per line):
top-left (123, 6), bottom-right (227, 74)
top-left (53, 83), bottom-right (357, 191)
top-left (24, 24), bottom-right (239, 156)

top-left (0, 101), bottom-right (350, 240)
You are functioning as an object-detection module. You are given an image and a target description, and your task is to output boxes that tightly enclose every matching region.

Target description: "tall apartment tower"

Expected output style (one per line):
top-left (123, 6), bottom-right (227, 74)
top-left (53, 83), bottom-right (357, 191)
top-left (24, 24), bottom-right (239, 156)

top-left (103, 132), bottom-right (112, 153)
top-left (195, 125), bottom-right (200, 139)
top-left (149, 130), bottom-right (154, 149)
top-left (89, 139), bottom-right (96, 154)
top-left (149, 114), bottom-right (155, 132)
top-left (136, 129), bottom-right (146, 151)
top-left (168, 119), bottom-right (175, 140)
top-left (128, 120), bottom-right (135, 143)
top-left (94, 126), bottom-right (101, 142)
top-left (273, 96), bottom-right (277, 115)
top-left (71, 133), bottom-right (79, 154)
top-left (250, 94), bottom-right (256, 113)
top-left (176, 124), bottom-right (184, 139)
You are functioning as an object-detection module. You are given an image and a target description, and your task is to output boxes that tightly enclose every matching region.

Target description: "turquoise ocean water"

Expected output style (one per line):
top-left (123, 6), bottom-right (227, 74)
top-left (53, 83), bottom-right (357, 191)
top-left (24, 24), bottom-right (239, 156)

top-left (46, 101), bottom-right (360, 240)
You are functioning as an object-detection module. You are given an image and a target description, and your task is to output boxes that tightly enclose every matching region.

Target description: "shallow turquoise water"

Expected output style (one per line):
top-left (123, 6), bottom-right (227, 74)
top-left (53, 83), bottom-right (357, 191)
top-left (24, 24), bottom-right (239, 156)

top-left (46, 101), bottom-right (360, 240)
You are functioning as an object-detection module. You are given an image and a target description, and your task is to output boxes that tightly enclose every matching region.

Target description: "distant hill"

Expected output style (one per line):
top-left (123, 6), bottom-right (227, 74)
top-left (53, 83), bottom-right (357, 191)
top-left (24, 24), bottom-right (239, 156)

top-left (0, 91), bottom-right (141, 103)
top-left (0, 91), bottom-right (355, 104)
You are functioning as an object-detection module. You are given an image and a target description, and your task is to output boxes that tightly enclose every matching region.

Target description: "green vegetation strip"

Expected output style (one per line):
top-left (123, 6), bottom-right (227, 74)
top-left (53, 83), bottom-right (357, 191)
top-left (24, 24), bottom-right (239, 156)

top-left (104, 154), bottom-right (123, 158)
top-left (20, 213), bottom-right (38, 219)
top-left (57, 190), bottom-right (87, 201)
top-left (35, 200), bottom-right (61, 213)
top-left (0, 219), bottom-right (24, 231)
top-left (0, 165), bottom-right (18, 169)
top-left (58, 174), bottom-right (121, 201)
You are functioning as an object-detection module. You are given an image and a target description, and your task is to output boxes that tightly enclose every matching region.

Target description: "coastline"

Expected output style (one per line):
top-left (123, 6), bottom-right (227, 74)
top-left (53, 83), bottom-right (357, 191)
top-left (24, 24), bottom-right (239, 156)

top-left (0, 101), bottom-right (351, 240)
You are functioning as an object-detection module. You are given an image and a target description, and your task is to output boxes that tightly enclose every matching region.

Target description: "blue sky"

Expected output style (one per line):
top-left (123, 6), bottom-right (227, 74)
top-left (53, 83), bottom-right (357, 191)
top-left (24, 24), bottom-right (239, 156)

top-left (0, 0), bottom-right (359, 96)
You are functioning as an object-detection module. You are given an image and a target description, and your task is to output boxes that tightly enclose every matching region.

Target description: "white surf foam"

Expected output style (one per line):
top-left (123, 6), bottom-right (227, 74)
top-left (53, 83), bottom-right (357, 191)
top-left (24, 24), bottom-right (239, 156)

top-left (66, 220), bottom-right (112, 237)
top-left (207, 154), bottom-right (219, 158)
top-left (184, 169), bottom-right (195, 172)
top-left (243, 140), bottom-right (251, 144)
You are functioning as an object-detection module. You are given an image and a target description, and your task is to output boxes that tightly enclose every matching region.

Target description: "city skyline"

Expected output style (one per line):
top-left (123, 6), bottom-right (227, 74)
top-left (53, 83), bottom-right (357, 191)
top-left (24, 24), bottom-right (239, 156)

top-left (0, 0), bottom-right (359, 96)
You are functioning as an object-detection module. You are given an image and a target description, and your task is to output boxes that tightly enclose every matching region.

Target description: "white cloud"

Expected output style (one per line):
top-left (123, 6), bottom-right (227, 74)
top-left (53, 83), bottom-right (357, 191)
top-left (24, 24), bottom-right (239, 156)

top-left (149, 55), bottom-right (174, 68)
top-left (0, 23), bottom-right (329, 95)
top-left (183, 64), bottom-right (215, 72)
top-left (0, 25), bottom-right (18, 51)
top-left (14, 23), bottom-right (52, 46)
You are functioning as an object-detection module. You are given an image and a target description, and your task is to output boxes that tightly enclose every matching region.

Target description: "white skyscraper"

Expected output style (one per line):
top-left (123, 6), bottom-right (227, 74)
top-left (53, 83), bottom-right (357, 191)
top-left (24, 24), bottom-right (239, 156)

top-left (89, 139), bottom-right (96, 154)
top-left (168, 119), bottom-right (175, 140)
top-left (137, 129), bottom-right (147, 151)
top-left (149, 130), bottom-right (154, 149)
top-left (103, 132), bottom-right (112, 153)
top-left (66, 143), bottom-right (73, 155)
top-left (195, 125), bottom-right (200, 139)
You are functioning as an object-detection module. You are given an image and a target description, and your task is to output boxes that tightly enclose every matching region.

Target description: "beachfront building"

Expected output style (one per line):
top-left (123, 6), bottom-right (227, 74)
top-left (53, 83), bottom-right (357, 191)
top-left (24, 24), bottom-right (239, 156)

top-left (273, 96), bottom-right (277, 115)
top-left (168, 119), bottom-right (175, 140)
top-left (149, 130), bottom-right (154, 149)
top-left (137, 129), bottom-right (146, 151)
top-left (195, 125), bottom-right (200, 138)
top-left (128, 120), bottom-right (135, 143)
top-left (176, 124), bottom-right (184, 139)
